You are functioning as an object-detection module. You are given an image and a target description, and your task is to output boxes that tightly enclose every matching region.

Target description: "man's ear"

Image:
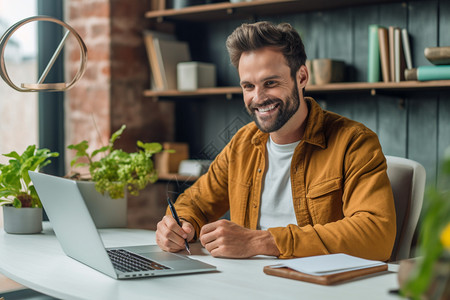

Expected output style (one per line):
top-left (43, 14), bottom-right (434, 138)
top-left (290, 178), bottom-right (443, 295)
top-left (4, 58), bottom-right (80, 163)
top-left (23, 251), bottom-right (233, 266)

top-left (297, 65), bottom-right (309, 89)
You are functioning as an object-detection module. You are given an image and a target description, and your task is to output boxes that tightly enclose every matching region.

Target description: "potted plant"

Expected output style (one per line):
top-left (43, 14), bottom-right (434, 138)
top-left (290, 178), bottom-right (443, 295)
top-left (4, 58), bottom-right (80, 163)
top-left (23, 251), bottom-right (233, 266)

top-left (0, 145), bottom-right (59, 234)
top-left (67, 124), bottom-right (165, 228)
top-left (399, 152), bottom-right (450, 299)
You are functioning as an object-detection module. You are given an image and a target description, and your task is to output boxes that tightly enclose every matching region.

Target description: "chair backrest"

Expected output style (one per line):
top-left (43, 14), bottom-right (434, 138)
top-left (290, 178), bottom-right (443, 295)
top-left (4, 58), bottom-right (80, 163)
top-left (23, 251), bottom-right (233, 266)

top-left (385, 155), bottom-right (426, 261)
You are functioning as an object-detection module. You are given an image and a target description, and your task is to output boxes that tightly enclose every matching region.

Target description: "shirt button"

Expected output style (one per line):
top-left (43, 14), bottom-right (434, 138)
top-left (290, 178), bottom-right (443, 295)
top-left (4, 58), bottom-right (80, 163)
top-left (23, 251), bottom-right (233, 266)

top-left (258, 169), bottom-right (261, 173)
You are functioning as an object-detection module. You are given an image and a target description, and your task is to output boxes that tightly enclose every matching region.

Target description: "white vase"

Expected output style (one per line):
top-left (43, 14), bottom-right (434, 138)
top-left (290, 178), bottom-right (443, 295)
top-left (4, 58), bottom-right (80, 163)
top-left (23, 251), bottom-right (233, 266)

top-left (3, 206), bottom-right (43, 234)
top-left (76, 181), bottom-right (127, 228)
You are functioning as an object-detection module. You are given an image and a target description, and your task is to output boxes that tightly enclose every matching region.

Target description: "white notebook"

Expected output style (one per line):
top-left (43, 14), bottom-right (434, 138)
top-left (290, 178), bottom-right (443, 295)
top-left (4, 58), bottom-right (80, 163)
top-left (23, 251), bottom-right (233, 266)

top-left (273, 253), bottom-right (386, 276)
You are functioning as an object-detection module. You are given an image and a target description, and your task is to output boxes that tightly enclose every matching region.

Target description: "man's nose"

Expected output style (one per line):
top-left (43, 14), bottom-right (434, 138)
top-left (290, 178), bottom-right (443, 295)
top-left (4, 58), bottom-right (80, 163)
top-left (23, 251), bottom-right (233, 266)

top-left (252, 86), bottom-right (267, 103)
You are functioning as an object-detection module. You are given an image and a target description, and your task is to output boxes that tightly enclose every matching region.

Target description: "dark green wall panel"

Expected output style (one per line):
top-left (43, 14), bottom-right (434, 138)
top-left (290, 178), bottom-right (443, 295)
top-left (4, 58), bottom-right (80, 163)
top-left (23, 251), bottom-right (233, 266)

top-left (378, 97), bottom-right (408, 158)
top-left (437, 0), bottom-right (450, 181)
top-left (353, 6), bottom-right (378, 82)
top-left (379, 2), bottom-right (407, 29)
top-left (408, 97), bottom-right (438, 186)
top-left (408, 0), bottom-right (439, 67)
top-left (175, 0), bottom-right (449, 187)
top-left (438, 93), bottom-right (450, 181)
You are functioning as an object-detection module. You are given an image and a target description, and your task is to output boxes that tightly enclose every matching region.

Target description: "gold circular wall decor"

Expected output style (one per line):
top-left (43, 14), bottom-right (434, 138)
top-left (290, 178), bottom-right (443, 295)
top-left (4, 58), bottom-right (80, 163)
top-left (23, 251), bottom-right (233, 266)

top-left (0, 16), bottom-right (87, 92)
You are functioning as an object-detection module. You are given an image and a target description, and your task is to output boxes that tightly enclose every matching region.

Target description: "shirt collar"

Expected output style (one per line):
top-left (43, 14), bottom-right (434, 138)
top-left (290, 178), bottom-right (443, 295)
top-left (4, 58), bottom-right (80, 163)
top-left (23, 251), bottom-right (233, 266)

top-left (302, 97), bottom-right (326, 149)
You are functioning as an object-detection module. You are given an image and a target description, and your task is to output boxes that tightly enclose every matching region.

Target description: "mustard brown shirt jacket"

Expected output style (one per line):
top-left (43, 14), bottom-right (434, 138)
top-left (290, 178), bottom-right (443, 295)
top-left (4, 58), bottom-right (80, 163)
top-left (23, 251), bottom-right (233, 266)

top-left (172, 97), bottom-right (396, 261)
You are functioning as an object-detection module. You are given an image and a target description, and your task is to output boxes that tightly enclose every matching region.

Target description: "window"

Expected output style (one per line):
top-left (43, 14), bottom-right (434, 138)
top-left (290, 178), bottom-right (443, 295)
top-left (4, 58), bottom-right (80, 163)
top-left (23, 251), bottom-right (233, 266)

top-left (0, 0), bottom-right (38, 164)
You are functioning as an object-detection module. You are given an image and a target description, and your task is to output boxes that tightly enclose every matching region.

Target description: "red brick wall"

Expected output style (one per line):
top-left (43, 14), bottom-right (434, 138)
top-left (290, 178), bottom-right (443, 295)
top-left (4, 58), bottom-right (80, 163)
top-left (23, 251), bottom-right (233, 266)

top-left (65, 0), bottom-right (112, 160)
top-left (65, 0), bottom-right (174, 229)
top-left (109, 1), bottom-right (175, 152)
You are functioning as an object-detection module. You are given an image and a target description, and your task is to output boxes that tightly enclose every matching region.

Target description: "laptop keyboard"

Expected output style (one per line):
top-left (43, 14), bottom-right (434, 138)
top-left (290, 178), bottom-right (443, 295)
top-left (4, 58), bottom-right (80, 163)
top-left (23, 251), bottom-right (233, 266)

top-left (107, 249), bottom-right (171, 273)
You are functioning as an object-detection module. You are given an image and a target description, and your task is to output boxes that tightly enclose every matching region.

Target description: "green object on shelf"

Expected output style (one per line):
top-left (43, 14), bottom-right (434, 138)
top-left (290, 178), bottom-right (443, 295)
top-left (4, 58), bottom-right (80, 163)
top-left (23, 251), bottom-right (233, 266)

top-left (367, 24), bottom-right (381, 83)
top-left (405, 65), bottom-right (450, 81)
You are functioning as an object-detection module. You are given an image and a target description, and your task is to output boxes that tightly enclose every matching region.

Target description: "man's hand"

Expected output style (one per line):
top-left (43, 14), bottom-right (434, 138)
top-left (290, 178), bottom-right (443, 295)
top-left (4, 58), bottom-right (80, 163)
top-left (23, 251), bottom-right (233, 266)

top-left (156, 215), bottom-right (195, 252)
top-left (199, 219), bottom-right (280, 258)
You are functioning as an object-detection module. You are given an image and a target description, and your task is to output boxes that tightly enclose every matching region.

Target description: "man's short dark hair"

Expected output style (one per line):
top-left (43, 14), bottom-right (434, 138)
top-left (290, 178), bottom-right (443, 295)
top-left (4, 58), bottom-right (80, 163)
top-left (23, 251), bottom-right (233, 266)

top-left (226, 21), bottom-right (307, 79)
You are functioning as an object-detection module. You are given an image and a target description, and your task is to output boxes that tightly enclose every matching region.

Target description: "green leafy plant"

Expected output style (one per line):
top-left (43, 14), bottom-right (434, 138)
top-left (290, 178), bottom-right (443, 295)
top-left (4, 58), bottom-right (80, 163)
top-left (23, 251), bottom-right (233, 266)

top-left (401, 153), bottom-right (450, 299)
top-left (68, 125), bottom-right (165, 199)
top-left (0, 145), bottom-right (59, 208)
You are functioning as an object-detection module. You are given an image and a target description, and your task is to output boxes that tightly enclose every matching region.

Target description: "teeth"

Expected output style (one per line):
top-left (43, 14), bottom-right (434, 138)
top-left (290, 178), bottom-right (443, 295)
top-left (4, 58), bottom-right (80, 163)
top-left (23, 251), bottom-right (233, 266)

top-left (258, 105), bottom-right (275, 112)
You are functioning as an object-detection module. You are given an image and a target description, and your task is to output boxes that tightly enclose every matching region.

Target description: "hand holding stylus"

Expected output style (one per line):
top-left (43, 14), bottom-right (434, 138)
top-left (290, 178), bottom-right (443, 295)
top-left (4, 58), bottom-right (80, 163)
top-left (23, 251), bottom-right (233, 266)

top-left (158, 197), bottom-right (192, 255)
top-left (167, 197), bottom-right (191, 255)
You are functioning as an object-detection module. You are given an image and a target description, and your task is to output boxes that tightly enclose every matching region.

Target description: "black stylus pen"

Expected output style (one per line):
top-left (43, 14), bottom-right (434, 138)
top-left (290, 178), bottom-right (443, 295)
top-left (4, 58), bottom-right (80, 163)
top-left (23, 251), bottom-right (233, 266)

top-left (167, 197), bottom-right (191, 255)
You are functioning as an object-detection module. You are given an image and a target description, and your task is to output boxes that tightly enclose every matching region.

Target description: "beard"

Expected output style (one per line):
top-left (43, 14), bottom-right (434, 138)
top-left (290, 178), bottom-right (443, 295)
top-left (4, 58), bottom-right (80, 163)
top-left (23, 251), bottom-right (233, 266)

top-left (246, 83), bottom-right (301, 133)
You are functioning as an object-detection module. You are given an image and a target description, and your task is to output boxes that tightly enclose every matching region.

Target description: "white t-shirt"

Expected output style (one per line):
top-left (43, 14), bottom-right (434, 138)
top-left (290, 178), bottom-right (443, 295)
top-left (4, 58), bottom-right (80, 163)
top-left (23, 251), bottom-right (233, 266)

top-left (258, 137), bottom-right (300, 230)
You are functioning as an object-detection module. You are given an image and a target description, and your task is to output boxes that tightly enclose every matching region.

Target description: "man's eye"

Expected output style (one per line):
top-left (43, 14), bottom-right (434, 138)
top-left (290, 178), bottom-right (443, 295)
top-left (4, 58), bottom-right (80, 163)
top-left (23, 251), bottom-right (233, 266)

top-left (265, 81), bottom-right (277, 87)
top-left (242, 84), bottom-right (254, 90)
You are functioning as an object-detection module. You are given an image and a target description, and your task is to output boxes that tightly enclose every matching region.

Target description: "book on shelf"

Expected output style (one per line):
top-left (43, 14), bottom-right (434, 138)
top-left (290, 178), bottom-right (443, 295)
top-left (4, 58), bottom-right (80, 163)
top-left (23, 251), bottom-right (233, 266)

top-left (143, 30), bottom-right (177, 90)
top-left (388, 26), bottom-right (396, 82)
top-left (369, 24), bottom-right (410, 83)
top-left (143, 30), bottom-right (191, 91)
top-left (394, 27), bottom-right (406, 82)
top-left (378, 26), bottom-right (390, 82)
top-left (150, 0), bottom-right (166, 11)
top-left (405, 65), bottom-right (450, 81)
top-left (424, 46), bottom-right (450, 65)
top-left (401, 28), bottom-right (413, 70)
top-left (373, 25), bottom-right (410, 83)
top-left (154, 38), bottom-right (191, 90)
top-left (143, 33), bottom-right (160, 90)
top-left (367, 24), bottom-right (380, 82)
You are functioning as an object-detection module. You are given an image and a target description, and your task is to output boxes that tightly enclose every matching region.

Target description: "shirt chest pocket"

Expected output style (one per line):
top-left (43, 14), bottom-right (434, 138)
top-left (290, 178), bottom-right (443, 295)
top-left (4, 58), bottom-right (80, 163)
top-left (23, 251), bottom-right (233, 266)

top-left (229, 179), bottom-right (251, 227)
top-left (306, 178), bottom-right (344, 225)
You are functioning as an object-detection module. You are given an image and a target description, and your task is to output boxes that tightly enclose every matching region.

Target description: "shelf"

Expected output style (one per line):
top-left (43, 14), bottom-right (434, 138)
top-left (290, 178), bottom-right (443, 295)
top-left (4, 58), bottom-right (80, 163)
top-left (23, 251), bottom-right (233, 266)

top-left (143, 80), bottom-right (450, 99)
top-left (145, 0), bottom-right (404, 22)
top-left (144, 86), bottom-right (242, 99)
top-left (306, 80), bottom-right (450, 95)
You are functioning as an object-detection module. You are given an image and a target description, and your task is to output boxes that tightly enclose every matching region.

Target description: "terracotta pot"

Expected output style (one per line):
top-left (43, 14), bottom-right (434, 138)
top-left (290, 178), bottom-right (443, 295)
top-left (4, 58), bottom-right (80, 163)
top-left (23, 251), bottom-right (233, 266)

top-left (312, 59), bottom-right (345, 85)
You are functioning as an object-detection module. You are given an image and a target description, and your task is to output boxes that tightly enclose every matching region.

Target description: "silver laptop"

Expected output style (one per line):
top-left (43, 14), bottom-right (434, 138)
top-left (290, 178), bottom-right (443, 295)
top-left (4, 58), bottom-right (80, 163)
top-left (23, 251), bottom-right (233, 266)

top-left (29, 171), bottom-right (216, 279)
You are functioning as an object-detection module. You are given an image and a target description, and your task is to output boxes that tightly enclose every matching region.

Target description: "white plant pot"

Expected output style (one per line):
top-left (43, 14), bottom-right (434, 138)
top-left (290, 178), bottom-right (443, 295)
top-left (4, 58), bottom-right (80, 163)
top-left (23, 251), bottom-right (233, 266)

top-left (76, 181), bottom-right (127, 228)
top-left (3, 206), bottom-right (43, 234)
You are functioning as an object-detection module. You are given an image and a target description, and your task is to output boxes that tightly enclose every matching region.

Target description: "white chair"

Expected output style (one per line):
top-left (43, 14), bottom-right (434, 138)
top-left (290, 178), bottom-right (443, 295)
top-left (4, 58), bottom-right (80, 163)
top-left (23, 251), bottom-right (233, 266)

top-left (386, 155), bottom-right (426, 261)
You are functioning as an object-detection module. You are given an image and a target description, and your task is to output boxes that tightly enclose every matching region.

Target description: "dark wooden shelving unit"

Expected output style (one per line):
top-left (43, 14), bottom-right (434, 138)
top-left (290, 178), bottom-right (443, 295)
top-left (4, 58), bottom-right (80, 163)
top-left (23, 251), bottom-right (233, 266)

top-left (143, 0), bottom-right (450, 100)
top-left (145, 0), bottom-right (406, 22)
top-left (144, 80), bottom-right (450, 100)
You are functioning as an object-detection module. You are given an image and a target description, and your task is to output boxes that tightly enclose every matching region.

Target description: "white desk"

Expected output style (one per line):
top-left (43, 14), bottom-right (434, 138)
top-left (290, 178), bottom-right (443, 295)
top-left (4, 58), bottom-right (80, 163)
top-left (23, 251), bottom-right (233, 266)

top-left (0, 222), bottom-right (401, 300)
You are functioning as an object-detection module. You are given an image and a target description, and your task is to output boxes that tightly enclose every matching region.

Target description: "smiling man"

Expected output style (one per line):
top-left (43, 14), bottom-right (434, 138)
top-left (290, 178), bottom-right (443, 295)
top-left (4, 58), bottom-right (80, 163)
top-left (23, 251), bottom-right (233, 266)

top-left (156, 21), bottom-right (396, 261)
